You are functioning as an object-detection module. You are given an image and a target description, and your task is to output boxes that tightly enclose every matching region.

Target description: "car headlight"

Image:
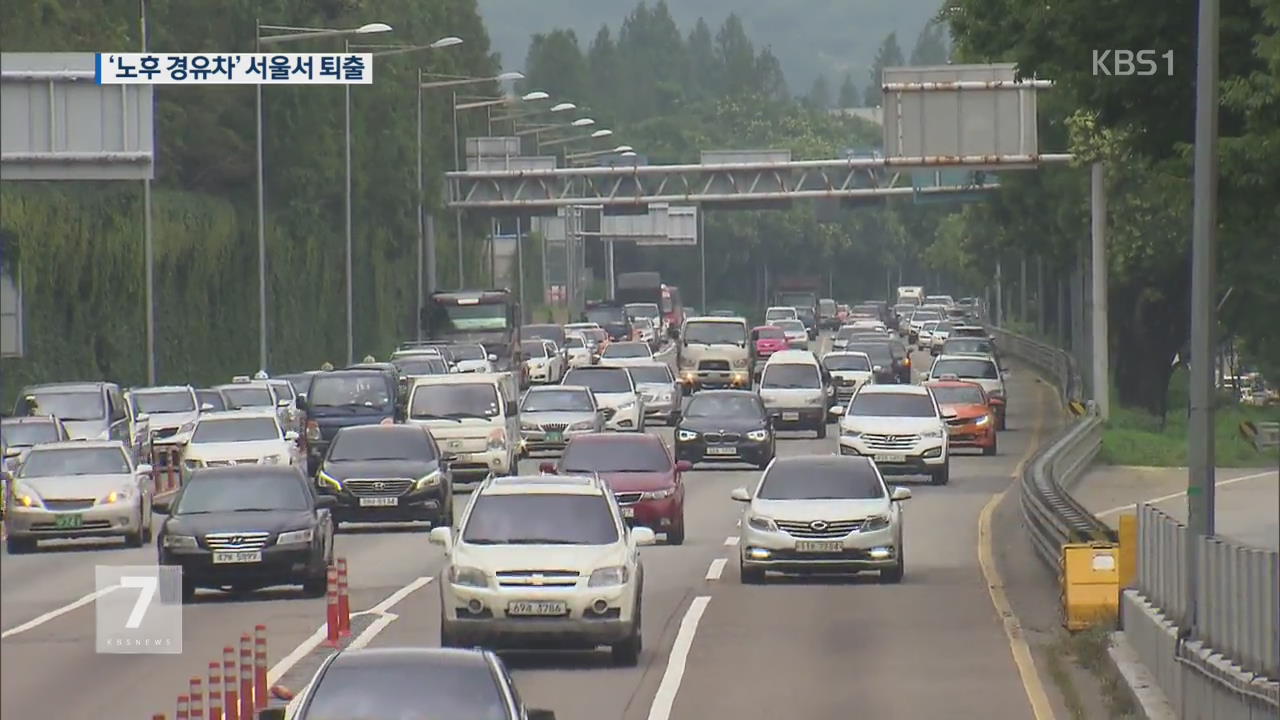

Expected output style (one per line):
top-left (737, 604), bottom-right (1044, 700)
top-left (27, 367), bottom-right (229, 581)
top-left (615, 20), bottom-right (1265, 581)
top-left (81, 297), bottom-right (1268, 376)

top-left (861, 514), bottom-right (891, 532)
top-left (616, 399), bottom-right (636, 411)
top-left (640, 486), bottom-right (676, 500)
top-left (317, 470), bottom-right (342, 490)
top-left (177, 421), bottom-right (196, 435)
top-left (569, 420), bottom-right (596, 431)
top-left (98, 488), bottom-right (135, 505)
top-left (988, 390), bottom-right (1005, 399)
top-left (162, 534), bottom-right (198, 549)
top-left (183, 458), bottom-right (204, 470)
top-left (487, 429), bottom-right (506, 450)
top-left (520, 421), bottom-right (541, 431)
top-left (746, 429), bottom-right (770, 442)
top-left (840, 427), bottom-right (862, 439)
top-left (677, 429), bottom-right (698, 442)
top-left (448, 566), bottom-right (488, 588)
top-left (416, 470), bottom-right (443, 489)
top-left (920, 429), bottom-right (943, 439)
top-left (12, 482), bottom-right (42, 509)
top-left (747, 515), bottom-right (778, 532)
top-left (276, 528), bottom-right (314, 545)
top-left (261, 454), bottom-right (284, 465)
top-left (588, 566), bottom-right (630, 587)
top-left (733, 358), bottom-right (749, 368)
top-left (974, 414), bottom-right (991, 426)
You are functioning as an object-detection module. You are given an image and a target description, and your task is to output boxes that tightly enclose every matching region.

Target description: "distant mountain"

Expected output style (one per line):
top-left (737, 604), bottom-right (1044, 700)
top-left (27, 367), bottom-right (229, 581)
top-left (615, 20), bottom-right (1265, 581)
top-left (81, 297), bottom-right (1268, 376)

top-left (476, 0), bottom-right (944, 98)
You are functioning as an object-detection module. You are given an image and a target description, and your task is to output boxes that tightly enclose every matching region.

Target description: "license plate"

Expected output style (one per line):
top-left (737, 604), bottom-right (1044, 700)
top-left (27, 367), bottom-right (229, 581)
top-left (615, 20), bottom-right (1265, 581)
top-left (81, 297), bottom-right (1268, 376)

top-left (875, 454), bottom-right (907, 464)
top-left (359, 496), bottom-right (398, 507)
top-left (507, 601), bottom-right (567, 616)
top-left (54, 513), bottom-right (83, 529)
top-left (621, 506), bottom-right (635, 518)
top-left (706, 446), bottom-right (737, 455)
top-left (781, 412), bottom-right (800, 421)
top-left (212, 551), bottom-right (262, 564)
top-left (546, 432), bottom-right (563, 443)
top-left (795, 540), bottom-right (843, 552)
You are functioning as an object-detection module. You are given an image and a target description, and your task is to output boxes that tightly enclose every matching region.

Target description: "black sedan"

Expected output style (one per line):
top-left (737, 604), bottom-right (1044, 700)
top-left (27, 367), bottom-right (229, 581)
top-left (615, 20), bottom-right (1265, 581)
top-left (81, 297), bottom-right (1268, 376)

top-left (260, 647), bottom-right (555, 720)
top-left (315, 424), bottom-right (453, 527)
top-left (674, 390), bottom-right (776, 469)
top-left (156, 466), bottom-right (335, 602)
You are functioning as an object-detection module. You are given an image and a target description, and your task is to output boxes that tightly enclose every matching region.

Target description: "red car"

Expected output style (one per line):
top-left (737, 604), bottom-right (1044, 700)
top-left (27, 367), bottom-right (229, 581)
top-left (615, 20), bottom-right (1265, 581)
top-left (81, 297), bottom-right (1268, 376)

top-left (541, 433), bottom-right (691, 544)
top-left (751, 325), bottom-right (789, 377)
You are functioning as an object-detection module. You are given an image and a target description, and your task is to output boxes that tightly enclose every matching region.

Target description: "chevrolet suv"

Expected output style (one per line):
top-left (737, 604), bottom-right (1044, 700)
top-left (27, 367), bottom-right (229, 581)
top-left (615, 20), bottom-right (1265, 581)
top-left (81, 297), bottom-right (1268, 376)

top-left (834, 384), bottom-right (951, 485)
top-left (431, 474), bottom-right (655, 665)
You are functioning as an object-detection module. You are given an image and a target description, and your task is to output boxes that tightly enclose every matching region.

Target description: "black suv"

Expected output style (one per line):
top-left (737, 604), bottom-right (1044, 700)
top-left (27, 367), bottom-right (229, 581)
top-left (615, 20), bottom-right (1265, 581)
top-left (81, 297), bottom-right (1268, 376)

top-left (298, 369), bottom-right (402, 474)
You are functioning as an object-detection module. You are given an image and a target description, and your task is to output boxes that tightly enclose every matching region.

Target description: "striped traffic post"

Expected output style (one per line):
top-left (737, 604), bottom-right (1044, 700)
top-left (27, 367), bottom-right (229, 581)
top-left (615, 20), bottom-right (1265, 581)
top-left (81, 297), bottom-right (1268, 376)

top-left (223, 646), bottom-right (238, 720)
top-left (253, 625), bottom-right (268, 710)
top-left (238, 633), bottom-right (254, 720)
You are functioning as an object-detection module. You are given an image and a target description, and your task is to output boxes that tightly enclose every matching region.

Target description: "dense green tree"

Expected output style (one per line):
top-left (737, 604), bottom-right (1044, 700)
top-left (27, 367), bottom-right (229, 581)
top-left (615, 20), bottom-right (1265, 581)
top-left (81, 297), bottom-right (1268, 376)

top-left (838, 72), bottom-right (860, 107)
top-left (864, 32), bottom-right (904, 106)
top-left (716, 13), bottom-right (758, 97)
top-left (807, 73), bottom-right (831, 109)
top-left (686, 18), bottom-right (719, 100)
top-left (587, 26), bottom-right (620, 112)
top-left (521, 29), bottom-right (589, 106)
top-left (909, 20), bottom-right (949, 66)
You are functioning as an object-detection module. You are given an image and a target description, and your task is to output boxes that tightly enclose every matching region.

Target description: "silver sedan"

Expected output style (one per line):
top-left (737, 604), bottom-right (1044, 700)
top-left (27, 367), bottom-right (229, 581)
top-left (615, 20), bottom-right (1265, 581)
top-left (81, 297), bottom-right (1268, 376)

top-left (626, 364), bottom-right (682, 425)
top-left (518, 385), bottom-right (605, 456)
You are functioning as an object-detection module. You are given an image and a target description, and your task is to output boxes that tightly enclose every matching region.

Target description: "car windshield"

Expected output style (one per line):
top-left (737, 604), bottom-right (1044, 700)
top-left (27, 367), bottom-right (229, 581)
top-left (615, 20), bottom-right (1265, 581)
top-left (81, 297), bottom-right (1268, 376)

top-left (766, 308), bottom-right (795, 319)
top-left (775, 320), bottom-right (805, 333)
top-left (930, 385), bottom-right (987, 405)
top-left (848, 393), bottom-right (936, 418)
top-left (523, 326), bottom-right (563, 344)
top-left (934, 359), bottom-right (999, 379)
top-left (586, 307), bottom-right (627, 325)
top-left (934, 322), bottom-right (953, 333)
top-left (795, 308), bottom-right (815, 323)
top-left (23, 391), bottom-right (105, 421)
top-left (952, 327), bottom-right (989, 338)
top-left (463, 494), bottom-right (619, 545)
top-left (684, 394), bottom-right (763, 418)
top-left (329, 429), bottom-right (436, 462)
top-left (221, 387), bottom-right (273, 408)
top-left (912, 311), bottom-right (941, 323)
top-left (755, 327), bottom-right (785, 340)
top-left (192, 417), bottom-right (280, 443)
top-left (449, 345), bottom-right (486, 361)
top-left (435, 302), bottom-right (510, 331)
top-left (523, 389), bottom-right (593, 412)
top-left (823, 355), bottom-right (872, 372)
top-left (132, 391), bottom-right (196, 414)
top-left (819, 300), bottom-right (837, 312)
top-left (683, 321), bottom-right (746, 345)
top-left (626, 303), bottom-right (660, 319)
top-left (628, 365), bottom-right (673, 384)
top-left (1, 421), bottom-right (61, 447)
top-left (758, 461), bottom-right (885, 500)
top-left (410, 384), bottom-right (501, 419)
top-left (563, 368), bottom-right (632, 394)
top-left (302, 662), bottom-right (509, 720)
top-left (308, 375), bottom-right (391, 410)
top-left (197, 391), bottom-right (227, 412)
top-left (836, 327), bottom-right (865, 339)
top-left (562, 439), bottom-right (671, 473)
top-left (175, 474), bottom-right (310, 514)
top-left (603, 342), bottom-right (650, 358)
top-left (565, 336), bottom-right (586, 349)
top-left (268, 382), bottom-right (295, 401)
top-left (845, 343), bottom-right (892, 365)
top-left (19, 447), bottom-right (130, 477)
top-left (395, 357), bottom-right (448, 375)
top-left (521, 341), bottom-right (549, 358)
top-left (761, 363), bottom-right (821, 389)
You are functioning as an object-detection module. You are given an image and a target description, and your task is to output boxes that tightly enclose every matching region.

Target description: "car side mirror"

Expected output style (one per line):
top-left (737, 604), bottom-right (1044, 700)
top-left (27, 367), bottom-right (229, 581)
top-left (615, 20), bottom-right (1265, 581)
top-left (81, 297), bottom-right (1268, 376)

top-left (315, 495), bottom-right (337, 509)
top-left (891, 486), bottom-right (913, 502)
top-left (2, 447), bottom-right (20, 459)
top-left (730, 487), bottom-right (751, 502)
top-left (256, 708), bottom-right (286, 720)
top-left (630, 526), bottom-right (656, 546)
top-left (1002, 370), bottom-right (1012, 378)
top-left (428, 525), bottom-right (453, 549)
top-left (675, 460), bottom-right (693, 473)
top-left (285, 430), bottom-right (300, 442)
top-left (528, 709), bottom-right (557, 720)
top-left (487, 353), bottom-right (497, 362)
top-left (136, 412), bottom-right (151, 423)
top-left (830, 405), bottom-right (846, 416)
top-left (136, 463), bottom-right (153, 475)
top-left (200, 402), bottom-right (215, 411)
top-left (538, 461), bottom-right (557, 474)
top-left (277, 398), bottom-right (291, 408)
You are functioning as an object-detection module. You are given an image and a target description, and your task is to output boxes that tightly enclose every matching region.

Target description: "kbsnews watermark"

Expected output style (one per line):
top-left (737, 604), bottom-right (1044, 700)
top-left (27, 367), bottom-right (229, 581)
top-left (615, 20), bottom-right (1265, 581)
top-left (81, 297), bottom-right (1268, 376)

top-left (95, 565), bottom-right (183, 654)
top-left (1092, 50), bottom-right (1174, 77)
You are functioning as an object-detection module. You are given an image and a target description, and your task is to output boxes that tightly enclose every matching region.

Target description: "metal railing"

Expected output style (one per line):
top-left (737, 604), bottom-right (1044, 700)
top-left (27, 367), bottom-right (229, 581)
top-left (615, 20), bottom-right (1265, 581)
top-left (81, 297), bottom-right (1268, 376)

top-left (1136, 503), bottom-right (1280, 683)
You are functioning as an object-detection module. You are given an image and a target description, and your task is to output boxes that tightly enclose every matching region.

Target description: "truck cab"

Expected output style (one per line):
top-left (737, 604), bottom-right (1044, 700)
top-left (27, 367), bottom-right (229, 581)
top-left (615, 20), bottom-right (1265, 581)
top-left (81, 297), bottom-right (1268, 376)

top-left (677, 316), bottom-right (751, 392)
top-left (421, 290), bottom-right (524, 388)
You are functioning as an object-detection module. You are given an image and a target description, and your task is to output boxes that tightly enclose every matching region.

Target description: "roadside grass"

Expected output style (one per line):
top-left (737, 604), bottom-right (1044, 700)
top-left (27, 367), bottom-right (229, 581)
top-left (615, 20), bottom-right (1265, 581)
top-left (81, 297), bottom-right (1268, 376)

top-left (1045, 624), bottom-right (1141, 720)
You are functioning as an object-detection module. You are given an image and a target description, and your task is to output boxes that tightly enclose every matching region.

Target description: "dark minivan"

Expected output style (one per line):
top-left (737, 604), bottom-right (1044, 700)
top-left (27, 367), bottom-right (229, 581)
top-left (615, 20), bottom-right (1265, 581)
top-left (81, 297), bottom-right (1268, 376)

top-left (297, 369), bottom-right (402, 474)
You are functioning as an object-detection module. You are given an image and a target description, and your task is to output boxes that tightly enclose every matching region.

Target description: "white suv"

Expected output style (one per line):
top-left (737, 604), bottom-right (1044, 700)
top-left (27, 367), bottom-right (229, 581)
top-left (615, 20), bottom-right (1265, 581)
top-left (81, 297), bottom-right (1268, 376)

top-left (731, 455), bottom-right (911, 583)
top-left (431, 474), bottom-right (655, 666)
top-left (834, 384), bottom-right (951, 485)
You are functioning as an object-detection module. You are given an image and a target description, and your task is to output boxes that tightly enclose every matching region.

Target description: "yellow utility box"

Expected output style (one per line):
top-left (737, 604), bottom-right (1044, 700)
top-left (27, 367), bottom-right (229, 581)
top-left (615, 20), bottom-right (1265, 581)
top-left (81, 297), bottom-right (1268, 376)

top-left (1061, 542), bottom-right (1120, 630)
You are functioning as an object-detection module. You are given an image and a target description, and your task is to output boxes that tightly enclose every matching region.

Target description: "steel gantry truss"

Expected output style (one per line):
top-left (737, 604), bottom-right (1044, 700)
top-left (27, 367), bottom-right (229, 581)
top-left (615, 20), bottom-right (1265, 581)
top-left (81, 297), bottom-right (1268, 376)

top-left (444, 154), bottom-right (1073, 209)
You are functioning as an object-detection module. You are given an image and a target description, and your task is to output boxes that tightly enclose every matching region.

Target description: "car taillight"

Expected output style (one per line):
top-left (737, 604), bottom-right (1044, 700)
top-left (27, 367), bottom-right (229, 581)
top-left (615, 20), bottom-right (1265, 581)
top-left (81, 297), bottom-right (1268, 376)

top-left (305, 420), bottom-right (321, 441)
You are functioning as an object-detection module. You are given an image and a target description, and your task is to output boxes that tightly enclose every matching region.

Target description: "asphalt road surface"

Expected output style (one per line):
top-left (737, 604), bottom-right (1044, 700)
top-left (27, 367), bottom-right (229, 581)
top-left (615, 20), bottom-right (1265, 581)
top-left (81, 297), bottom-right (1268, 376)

top-left (1, 337), bottom-right (1053, 720)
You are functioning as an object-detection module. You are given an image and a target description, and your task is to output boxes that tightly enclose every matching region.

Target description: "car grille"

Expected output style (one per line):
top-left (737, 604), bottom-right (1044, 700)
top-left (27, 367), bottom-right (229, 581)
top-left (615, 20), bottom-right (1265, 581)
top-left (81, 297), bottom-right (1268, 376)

top-left (43, 499), bottom-right (96, 511)
top-left (205, 458), bottom-right (261, 467)
top-left (835, 389), bottom-right (857, 403)
top-left (496, 570), bottom-right (580, 587)
top-left (702, 431), bottom-right (742, 444)
top-left (946, 417), bottom-right (970, 427)
top-left (861, 433), bottom-right (920, 450)
top-left (539, 422), bottom-right (568, 433)
top-left (344, 478), bottom-right (414, 497)
top-left (776, 519), bottom-right (864, 538)
top-left (699, 360), bottom-right (730, 372)
top-left (152, 426), bottom-right (180, 439)
top-left (615, 492), bottom-right (643, 505)
top-left (204, 531), bottom-right (270, 551)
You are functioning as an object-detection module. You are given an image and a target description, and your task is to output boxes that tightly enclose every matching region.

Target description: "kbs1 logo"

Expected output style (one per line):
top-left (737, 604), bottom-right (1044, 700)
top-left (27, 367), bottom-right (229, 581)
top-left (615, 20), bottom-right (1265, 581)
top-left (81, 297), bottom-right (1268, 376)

top-left (1092, 50), bottom-right (1174, 77)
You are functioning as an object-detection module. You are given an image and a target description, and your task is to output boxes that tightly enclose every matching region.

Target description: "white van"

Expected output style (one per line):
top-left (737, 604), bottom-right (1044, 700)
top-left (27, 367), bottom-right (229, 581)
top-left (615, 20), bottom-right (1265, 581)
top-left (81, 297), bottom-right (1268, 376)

top-left (896, 286), bottom-right (925, 304)
top-left (406, 372), bottom-right (520, 483)
top-left (758, 350), bottom-right (830, 438)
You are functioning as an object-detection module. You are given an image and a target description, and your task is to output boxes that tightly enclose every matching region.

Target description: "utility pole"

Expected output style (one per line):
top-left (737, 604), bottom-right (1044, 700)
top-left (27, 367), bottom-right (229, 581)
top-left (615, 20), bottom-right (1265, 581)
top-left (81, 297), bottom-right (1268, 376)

top-left (141, 0), bottom-right (156, 384)
top-left (1090, 163), bottom-right (1110, 419)
top-left (1186, 0), bottom-right (1221, 635)
top-left (994, 259), bottom-right (1003, 327)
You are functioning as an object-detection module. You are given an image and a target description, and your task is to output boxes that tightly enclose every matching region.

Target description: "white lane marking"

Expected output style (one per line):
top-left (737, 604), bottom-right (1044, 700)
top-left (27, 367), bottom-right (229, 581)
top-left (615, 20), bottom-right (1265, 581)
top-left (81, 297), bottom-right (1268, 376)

top-left (735, 519), bottom-right (741, 527)
top-left (0, 585), bottom-right (120, 639)
top-left (267, 576), bottom-right (433, 685)
top-left (346, 612), bottom-right (399, 650)
top-left (1095, 469), bottom-right (1278, 518)
top-left (723, 536), bottom-right (739, 546)
top-left (705, 558), bottom-right (727, 581)
top-left (646, 596), bottom-right (712, 720)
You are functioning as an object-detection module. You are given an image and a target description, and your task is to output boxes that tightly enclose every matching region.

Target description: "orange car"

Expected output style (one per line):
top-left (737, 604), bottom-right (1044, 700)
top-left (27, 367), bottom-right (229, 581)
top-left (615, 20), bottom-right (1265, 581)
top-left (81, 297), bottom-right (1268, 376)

top-left (925, 379), bottom-right (998, 455)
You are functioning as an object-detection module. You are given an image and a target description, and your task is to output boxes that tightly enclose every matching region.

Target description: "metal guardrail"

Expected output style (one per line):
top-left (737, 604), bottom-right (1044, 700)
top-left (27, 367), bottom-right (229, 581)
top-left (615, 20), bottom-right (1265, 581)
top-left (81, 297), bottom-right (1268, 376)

top-left (1136, 503), bottom-right (1280, 683)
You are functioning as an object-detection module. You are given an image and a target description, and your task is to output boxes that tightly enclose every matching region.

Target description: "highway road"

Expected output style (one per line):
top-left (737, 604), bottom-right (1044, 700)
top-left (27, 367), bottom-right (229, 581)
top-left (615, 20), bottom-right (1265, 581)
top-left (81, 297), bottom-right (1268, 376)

top-left (0, 340), bottom-right (1056, 719)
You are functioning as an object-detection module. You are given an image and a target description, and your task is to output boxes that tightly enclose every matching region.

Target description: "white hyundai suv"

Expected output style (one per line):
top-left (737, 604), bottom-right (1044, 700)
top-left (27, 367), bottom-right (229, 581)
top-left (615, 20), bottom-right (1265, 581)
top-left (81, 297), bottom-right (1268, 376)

top-left (833, 384), bottom-right (951, 485)
top-left (731, 455), bottom-right (911, 583)
top-left (431, 474), bottom-right (655, 666)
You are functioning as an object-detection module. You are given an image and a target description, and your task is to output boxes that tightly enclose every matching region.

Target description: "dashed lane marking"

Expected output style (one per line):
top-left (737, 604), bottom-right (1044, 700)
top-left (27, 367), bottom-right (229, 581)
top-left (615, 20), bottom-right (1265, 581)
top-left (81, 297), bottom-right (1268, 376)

top-left (645, 596), bottom-right (712, 720)
top-left (1, 585), bottom-right (120, 640)
top-left (723, 536), bottom-right (739, 547)
top-left (704, 558), bottom-right (727, 581)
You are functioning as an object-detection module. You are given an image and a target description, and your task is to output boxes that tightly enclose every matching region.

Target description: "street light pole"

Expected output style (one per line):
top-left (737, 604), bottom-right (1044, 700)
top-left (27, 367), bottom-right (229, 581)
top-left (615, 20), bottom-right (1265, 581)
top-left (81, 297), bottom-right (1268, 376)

top-left (255, 21), bottom-right (267, 373)
top-left (416, 68), bottom-right (425, 340)
top-left (141, 0), bottom-right (155, 385)
top-left (452, 90), bottom-right (464, 287)
top-left (344, 40), bottom-right (354, 365)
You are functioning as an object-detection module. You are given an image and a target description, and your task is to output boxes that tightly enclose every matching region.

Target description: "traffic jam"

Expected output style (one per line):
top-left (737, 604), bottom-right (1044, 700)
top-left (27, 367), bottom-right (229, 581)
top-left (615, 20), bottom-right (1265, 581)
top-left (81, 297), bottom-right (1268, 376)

top-left (0, 273), bottom-right (1011, 717)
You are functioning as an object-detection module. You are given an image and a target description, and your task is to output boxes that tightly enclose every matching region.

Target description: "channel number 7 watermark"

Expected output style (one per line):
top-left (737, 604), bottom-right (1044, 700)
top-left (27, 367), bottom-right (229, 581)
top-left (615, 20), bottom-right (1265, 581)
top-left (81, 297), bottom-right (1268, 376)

top-left (1092, 50), bottom-right (1174, 77)
top-left (95, 565), bottom-right (183, 654)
